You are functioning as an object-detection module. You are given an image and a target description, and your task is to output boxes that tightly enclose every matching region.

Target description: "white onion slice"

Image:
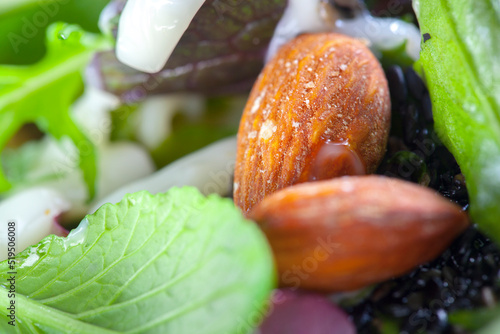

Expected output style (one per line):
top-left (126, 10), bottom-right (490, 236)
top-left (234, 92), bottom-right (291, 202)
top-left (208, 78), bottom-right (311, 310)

top-left (0, 188), bottom-right (70, 260)
top-left (59, 141), bottom-right (155, 221)
top-left (266, 1), bottom-right (421, 62)
top-left (116, 0), bottom-right (206, 73)
top-left (15, 139), bottom-right (155, 222)
top-left (335, 14), bottom-right (421, 60)
top-left (135, 94), bottom-right (204, 150)
top-left (266, 0), bottom-right (330, 62)
top-left (72, 86), bottom-right (120, 144)
top-left (98, 0), bottom-right (124, 36)
top-left (97, 142), bottom-right (156, 199)
top-left (90, 136), bottom-right (237, 213)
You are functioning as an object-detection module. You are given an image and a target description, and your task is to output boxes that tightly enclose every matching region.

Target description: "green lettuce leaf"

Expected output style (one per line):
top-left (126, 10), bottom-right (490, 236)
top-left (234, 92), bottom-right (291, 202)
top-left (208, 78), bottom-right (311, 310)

top-left (449, 306), bottom-right (500, 331)
top-left (0, 188), bottom-right (275, 333)
top-left (413, 0), bottom-right (500, 241)
top-left (0, 22), bottom-right (109, 199)
top-left (0, 0), bottom-right (38, 14)
top-left (478, 318), bottom-right (500, 334)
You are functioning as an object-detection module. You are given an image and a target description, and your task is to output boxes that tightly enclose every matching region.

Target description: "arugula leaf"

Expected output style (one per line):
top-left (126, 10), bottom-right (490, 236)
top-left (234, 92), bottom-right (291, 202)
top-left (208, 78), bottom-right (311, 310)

top-left (0, 188), bottom-right (275, 333)
top-left (413, 0), bottom-right (500, 241)
top-left (0, 22), bottom-right (109, 199)
top-left (0, 0), bottom-right (110, 64)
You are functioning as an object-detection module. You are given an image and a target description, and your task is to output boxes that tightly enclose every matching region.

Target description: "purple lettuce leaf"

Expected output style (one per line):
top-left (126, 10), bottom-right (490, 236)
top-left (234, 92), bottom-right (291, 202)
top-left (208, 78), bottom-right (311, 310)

top-left (258, 289), bottom-right (356, 334)
top-left (88, 0), bottom-right (287, 101)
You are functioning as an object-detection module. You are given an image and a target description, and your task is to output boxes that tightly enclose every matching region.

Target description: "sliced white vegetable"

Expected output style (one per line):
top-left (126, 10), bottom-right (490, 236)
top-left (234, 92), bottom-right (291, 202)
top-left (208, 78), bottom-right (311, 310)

top-left (97, 142), bottom-right (156, 198)
top-left (335, 14), bottom-right (421, 60)
top-left (266, 1), bottom-right (421, 61)
top-left (266, 0), bottom-right (330, 62)
top-left (91, 136), bottom-right (237, 212)
top-left (0, 188), bottom-right (70, 260)
top-left (135, 94), bottom-right (205, 150)
top-left (116, 0), bottom-right (206, 73)
top-left (72, 86), bottom-right (121, 144)
top-left (98, 0), bottom-right (122, 36)
top-left (54, 141), bottom-right (155, 221)
top-left (12, 138), bottom-right (155, 221)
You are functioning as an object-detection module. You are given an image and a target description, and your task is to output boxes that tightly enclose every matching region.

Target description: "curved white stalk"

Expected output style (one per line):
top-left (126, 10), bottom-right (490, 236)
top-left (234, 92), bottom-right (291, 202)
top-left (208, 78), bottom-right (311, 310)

top-left (266, 1), bottom-right (421, 62)
top-left (56, 141), bottom-right (155, 221)
top-left (335, 14), bottom-right (421, 60)
top-left (0, 188), bottom-right (70, 260)
top-left (266, 0), bottom-right (330, 62)
top-left (135, 94), bottom-right (205, 150)
top-left (90, 136), bottom-right (237, 212)
top-left (98, 0), bottom-right (124, 36)
top-left (72, 86), bottom-right (120, 145)
top-left (11, 138), bottom-right (155, 222)
top-left (116, 0), bottom-right (206, 73)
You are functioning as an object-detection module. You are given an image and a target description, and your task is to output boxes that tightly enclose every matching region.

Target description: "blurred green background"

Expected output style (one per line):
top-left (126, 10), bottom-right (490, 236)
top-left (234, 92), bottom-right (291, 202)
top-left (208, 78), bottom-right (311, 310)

top-left (0, 0), bottom-right (110, 64)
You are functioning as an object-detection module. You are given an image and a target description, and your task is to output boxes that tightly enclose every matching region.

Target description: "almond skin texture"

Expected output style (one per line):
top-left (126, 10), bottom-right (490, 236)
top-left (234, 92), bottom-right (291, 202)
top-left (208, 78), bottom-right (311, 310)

top-left (234, 33), bottom-right (391, 214)
top-left (249, 176), bottom-right (470, 292)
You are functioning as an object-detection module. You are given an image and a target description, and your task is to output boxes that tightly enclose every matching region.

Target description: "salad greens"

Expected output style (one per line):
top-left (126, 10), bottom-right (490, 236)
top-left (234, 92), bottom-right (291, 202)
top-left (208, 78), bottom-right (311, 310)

top-left (110, 97), bottom-right (243, 169)
top-left (1, 0), bottom-right (499, 332)
top-left (449, 306), bottom-right (500, 331)
top-left (0, 0), bottom-right (109, 64)
top-left (0, 23), bottom-right (110, 199)
top-left (0, 188), bottom-right (275, 333)
top-left (478, 318), bottom-right (500, 334)
top-left (413, 0), bottom-right (500, 242)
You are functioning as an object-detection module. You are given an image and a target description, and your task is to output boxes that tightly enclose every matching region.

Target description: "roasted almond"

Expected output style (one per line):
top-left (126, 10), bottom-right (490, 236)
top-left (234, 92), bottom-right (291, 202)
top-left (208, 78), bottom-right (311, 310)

top-left (249, 176), bottom-right (469, 292)
top-left (234, 33), bottom-right (391, 214)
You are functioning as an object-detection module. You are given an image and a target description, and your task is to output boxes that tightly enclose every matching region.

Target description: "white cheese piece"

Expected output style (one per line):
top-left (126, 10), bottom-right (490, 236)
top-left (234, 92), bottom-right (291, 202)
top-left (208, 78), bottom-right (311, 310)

top-left (116, 0), bottom-right (206, 73)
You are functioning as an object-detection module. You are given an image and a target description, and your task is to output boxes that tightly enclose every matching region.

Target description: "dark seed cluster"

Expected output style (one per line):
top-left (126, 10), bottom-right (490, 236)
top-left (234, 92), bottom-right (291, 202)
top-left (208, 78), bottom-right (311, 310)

top-left (378, 65), bottom-right (469, 209)
top-left (343, 65), bottom-right (500, 334)
top-left (347, 226), bottom-right (500, 334)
